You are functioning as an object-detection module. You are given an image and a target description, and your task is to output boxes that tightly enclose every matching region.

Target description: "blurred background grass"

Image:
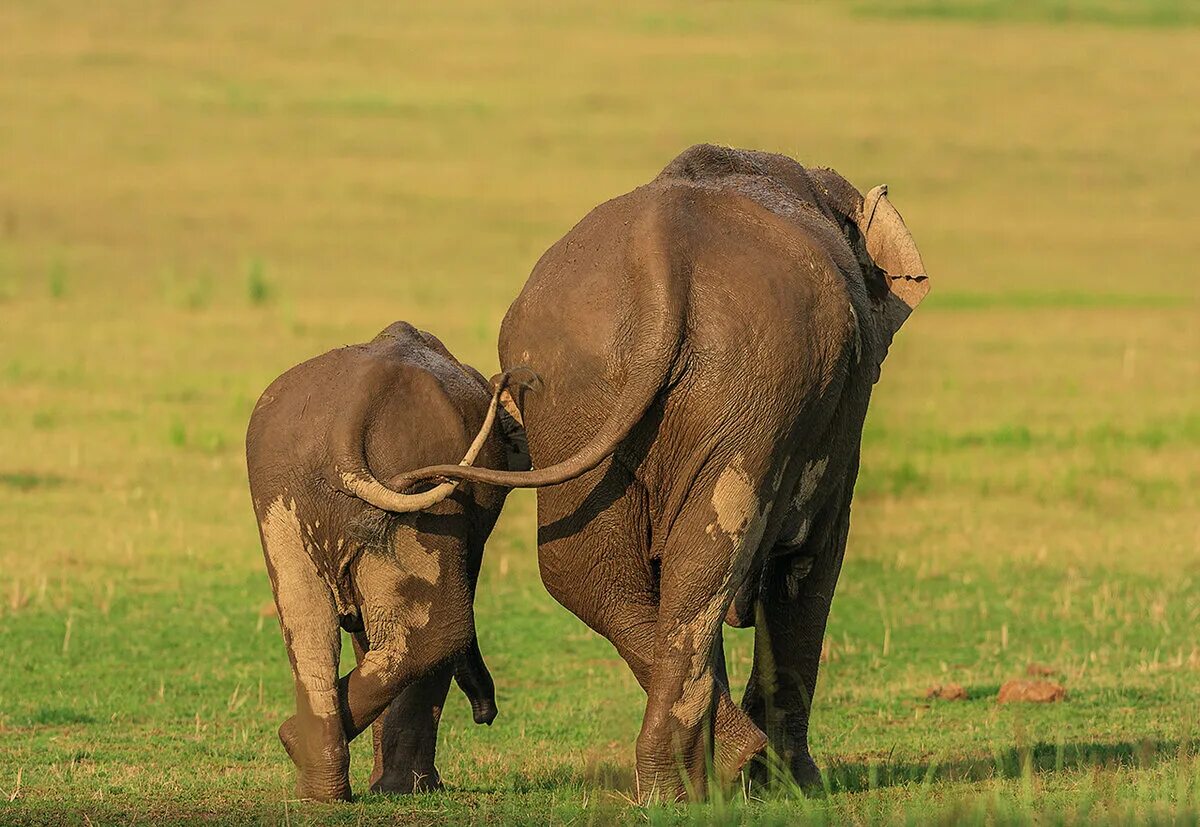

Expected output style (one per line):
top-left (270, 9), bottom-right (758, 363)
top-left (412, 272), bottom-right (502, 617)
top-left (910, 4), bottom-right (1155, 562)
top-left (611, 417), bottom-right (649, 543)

top-left (0, 1), bottom-right (1198, 823)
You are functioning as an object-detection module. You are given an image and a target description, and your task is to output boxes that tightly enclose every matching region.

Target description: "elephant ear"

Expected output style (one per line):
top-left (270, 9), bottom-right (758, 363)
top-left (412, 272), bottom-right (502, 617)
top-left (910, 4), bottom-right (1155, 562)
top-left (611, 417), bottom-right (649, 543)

top-left (860, 184), bottom-right (930, 340)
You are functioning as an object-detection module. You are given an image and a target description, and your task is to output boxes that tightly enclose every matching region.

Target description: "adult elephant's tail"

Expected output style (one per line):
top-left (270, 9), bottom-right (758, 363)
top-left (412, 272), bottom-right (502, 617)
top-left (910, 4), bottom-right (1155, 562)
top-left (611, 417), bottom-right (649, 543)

top-left (393, 199), bottom-right (686, 491)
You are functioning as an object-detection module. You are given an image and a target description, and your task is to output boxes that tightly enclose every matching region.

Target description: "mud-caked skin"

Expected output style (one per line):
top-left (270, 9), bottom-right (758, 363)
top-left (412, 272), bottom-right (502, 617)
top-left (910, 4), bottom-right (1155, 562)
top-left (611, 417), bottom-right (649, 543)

top-left (398, 145), bottom-right (931, 801)
top-left (246, 322), bottom-right (527, 801)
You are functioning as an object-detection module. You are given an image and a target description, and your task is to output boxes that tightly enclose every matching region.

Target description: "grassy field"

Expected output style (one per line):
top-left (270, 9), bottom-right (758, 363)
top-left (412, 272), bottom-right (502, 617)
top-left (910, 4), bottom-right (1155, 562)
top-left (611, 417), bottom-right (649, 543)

top-left (2, 1), bottom-right (1199, 823)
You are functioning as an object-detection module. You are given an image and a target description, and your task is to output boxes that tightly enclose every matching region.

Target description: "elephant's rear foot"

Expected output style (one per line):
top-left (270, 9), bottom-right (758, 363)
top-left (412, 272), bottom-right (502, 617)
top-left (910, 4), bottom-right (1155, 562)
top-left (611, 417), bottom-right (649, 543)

top-left (369, 767), bottom-right (444, 795)
top-left (714, 704), bottom-right (768, 785)
top-left (745, 747), bottom-right (822, 791)
top-left (279, 714), bottom-right (352, 802)
top-left (792, 752), bottom-right (822, 788)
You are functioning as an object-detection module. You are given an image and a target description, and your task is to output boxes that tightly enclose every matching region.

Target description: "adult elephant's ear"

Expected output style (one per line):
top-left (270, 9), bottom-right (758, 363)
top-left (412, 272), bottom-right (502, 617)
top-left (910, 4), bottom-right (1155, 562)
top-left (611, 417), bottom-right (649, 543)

top-left (860, 185), bottom-right (930, 344)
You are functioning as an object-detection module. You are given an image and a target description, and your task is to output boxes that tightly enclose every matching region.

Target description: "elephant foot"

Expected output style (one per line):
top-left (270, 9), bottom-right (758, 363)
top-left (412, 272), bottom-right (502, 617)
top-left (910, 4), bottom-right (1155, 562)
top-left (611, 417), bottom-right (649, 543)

top-left (634, 717), bottom-right (708, 802)
top-left (279, 715), bottom-right (352, 802)
top-left (710, 720), bottom-right (768, 782)
top-left (790, 751), bottom-right (822, 789)
top-left (746, 747), bottom-right (822, 792)
top-left (714, 707), bottom-right (768, 785)
top-left (634, 766), bottom-right (692, 804)
top-left (369, 766), bottom-right (443, 795)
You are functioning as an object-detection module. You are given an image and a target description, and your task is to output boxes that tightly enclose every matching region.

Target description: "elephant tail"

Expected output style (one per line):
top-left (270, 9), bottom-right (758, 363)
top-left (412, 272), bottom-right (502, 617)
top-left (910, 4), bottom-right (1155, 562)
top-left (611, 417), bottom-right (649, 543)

top-left (390, 198), bottom-right (687, 490)
top-left (335, 372), bottom-right (515, 512)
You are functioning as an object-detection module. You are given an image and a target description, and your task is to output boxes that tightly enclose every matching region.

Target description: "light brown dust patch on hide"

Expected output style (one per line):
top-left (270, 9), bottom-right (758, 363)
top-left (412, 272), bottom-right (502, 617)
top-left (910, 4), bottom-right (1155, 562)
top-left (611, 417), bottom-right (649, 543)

top-left (792, 457), bottom-right (829, 511)
top-left (784, 516), bottom-right (811, 548)
top-left (780, 457), bottom-right (829, 548)
top-left (711, 455), bottom-right (759, 540)
top-left (708, 454), bottom-right (775, 594)
top-left (392, 524), bottom-right (442, 585)
top-left (667, 455), bottom-right (778, 724)
top-left (667, 602), bottom-right (728, 725)
top-left (260, 496), bottom-right (340, 717)
top-left (353, 551), bottom-right (434, 682)
top-left (670, 673), bottom-right (715, 728)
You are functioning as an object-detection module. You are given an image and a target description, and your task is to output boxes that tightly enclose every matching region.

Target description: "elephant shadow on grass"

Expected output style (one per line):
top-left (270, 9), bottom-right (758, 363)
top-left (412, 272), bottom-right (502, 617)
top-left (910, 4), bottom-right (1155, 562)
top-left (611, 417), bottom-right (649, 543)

top-left (817, 738), bottom-right (1200, 795)
top-left (556, 738), bottom-right (1199, 798)
top-left (536, 401), bottom-right (663, 546)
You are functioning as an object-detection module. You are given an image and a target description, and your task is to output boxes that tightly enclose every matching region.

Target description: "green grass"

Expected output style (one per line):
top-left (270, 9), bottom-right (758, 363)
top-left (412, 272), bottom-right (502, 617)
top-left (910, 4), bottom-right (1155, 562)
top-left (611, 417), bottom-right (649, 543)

top-left (855, 0), bottom-right (1200, 27)
top-left (924, 290), bottom-right (1191, 311)
top-left (1, 0), bottom-right (1199, 823)
top-left (246, 259), bottom-right (271, 306)
top-left (47, 260), bottom-right (67, 300)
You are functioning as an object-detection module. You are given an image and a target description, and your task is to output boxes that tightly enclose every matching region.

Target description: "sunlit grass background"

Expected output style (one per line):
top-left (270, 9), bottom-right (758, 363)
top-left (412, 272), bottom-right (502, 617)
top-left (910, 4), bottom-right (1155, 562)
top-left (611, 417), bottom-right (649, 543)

top-left (1, 1), bottom-right (1198, 823)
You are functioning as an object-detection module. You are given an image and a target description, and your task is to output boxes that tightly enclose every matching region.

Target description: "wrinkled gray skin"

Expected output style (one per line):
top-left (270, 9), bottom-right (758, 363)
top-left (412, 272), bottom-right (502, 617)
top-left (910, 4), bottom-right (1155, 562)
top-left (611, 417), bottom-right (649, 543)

top-left (398, 145), bottom-right (930, 801)
top-left (245, 321), bottom-right (530, 801)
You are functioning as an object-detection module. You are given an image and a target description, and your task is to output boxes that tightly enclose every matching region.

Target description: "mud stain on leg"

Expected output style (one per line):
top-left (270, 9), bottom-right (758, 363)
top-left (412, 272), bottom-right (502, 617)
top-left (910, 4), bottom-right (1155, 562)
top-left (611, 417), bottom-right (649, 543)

top-left (261, 495), bottom-right (340, 717)
top-left (391, 523), bottom-right (442, 586)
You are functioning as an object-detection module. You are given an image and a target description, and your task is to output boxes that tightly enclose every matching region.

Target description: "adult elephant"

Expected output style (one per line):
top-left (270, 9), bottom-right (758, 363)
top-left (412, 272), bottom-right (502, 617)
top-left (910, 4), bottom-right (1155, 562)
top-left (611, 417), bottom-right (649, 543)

top-left (399, 144), bottom-right (930, 801)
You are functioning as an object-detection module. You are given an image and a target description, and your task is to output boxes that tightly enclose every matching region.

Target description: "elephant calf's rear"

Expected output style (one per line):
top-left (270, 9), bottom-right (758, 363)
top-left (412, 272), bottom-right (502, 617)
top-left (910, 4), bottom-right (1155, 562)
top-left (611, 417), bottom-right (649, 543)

top-left (245, 321), bottom-right (529, 801)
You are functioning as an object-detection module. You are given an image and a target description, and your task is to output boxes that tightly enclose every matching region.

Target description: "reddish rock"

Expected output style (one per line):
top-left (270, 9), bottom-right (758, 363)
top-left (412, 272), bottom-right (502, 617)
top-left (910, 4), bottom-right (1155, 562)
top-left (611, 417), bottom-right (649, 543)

top-left (925, 683), bottom-right (968, 701)
top-left (998, 679), bottom-right (1066, 704)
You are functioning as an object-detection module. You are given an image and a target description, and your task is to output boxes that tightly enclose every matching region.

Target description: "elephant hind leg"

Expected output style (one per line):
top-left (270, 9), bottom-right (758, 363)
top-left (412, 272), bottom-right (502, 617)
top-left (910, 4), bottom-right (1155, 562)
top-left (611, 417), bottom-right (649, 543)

top-left (635, 452), bottom-right (781, 802)
top-left (352, 628), bottom-right (490, 796)
top-left (336, 546), bottom-right (473, 748)
top-left (261, 505), bottom-right (349, 801)
top-left (713, 636), bottom-right (768, 784)
top-left (349, 633), bottom-right (453, 796)
top-left (636, 555), bottom-right (727, 802)
top-left (538, 465), bottom-right (764, 796)
top-left (743, 489), bottom-right (853, 791)
top-left (365, 667), bottom-right (454, 795)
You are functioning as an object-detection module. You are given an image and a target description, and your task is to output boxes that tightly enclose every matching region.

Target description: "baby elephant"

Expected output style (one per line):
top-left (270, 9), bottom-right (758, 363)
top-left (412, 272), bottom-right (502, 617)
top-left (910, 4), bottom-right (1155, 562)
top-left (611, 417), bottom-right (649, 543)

top-left (246, 321), bottom-right (530, 801)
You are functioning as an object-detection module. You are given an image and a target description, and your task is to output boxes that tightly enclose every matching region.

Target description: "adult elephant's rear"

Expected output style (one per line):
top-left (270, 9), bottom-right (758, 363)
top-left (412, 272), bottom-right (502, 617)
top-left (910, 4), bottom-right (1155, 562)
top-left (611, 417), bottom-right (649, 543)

top-left (403, 145), bottom-right (930, 800)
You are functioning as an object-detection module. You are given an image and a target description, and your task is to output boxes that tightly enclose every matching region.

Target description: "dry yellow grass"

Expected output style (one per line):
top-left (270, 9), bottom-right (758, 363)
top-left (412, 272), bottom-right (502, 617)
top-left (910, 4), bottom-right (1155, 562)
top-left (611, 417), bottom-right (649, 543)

top-left (1, 1), bottom-right (1198, 823)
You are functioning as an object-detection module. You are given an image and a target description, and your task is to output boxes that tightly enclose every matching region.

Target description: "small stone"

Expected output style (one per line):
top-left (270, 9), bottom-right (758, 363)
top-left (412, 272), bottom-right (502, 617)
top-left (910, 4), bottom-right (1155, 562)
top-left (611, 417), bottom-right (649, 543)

top-left (1026, 663), bottom-right (1057, 677)
top-left (998, 679), bottom-right (1066, 704)
top-left (925, 683), bottom-right (968, 701)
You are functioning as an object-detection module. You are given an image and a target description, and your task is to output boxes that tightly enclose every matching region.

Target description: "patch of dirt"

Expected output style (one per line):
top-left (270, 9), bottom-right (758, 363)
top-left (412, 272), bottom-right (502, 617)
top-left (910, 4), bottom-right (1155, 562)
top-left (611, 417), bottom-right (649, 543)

top-left (257, 601), bottom-right (277, 618)
top-left (997, 679), bottom-right (1066, 704)
top-left (925, 683), bottom-right (968, 701)
top-left (1025, 663), bottom-right (1057, 676)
